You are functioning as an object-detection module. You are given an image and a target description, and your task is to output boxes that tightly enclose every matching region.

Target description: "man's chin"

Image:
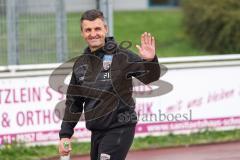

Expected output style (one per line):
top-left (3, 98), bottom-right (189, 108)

top-left (89, 43), bottom-right (104, 50)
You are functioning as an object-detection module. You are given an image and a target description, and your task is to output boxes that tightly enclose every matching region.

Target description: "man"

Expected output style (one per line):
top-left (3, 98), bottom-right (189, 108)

top-left (59, 9), bottom-right (160, 160)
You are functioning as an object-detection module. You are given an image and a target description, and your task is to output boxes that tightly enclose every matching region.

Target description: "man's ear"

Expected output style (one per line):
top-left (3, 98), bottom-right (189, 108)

top-left (104, 24), bottom-right (108, 33)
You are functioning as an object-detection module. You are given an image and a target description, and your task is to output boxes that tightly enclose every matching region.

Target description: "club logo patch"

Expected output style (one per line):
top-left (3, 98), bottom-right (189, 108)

top-left (103, 55), bottom-right (113, 71)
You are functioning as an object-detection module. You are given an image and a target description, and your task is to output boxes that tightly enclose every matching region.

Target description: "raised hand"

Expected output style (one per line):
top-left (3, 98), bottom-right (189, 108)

top-left (136, 32), bottom-right (156, 61)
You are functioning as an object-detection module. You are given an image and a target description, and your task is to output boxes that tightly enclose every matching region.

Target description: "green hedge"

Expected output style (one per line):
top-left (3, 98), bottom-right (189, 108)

top-left (182, 0), bottom-right (240, 53)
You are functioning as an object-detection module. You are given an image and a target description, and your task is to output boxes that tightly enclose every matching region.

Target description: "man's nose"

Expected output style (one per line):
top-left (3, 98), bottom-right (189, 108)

top-left (90, 31), bottom-right (97, 37)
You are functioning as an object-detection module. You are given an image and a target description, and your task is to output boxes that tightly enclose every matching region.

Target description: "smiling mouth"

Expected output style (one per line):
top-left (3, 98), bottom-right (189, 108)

top-left (91, 39), bottom-right (99, 40)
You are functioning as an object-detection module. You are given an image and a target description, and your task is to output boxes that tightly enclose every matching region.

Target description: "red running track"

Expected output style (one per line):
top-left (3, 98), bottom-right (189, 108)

top-left (49, 141), bottom-right (240, 160)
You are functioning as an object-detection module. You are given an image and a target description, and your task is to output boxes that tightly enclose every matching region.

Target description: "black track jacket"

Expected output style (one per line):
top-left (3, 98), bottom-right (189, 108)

top-left (59, 37), bottom-right (160, 139)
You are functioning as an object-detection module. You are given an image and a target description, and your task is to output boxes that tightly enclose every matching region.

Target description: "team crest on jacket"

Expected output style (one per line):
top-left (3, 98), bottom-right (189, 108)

top-left (103, 55), bottom-right (113, 70)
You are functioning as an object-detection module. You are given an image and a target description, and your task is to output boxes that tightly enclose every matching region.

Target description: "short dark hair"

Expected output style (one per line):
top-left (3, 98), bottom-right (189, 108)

top-left (80, 9), bottom-right (105, 29)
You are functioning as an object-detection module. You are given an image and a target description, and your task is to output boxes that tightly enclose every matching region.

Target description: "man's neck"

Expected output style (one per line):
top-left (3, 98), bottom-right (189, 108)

top-left (90, 43), bottom-right (105, 52)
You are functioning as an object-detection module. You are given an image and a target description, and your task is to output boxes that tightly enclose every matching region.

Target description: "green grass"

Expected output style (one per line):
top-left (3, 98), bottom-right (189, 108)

top-left (67, 13), bottom-right (87, 59)
top-left (131, 129), bottom-right (240, 150)
top-left (0, 129), bottom-right (240, 160)
top-left (114, 9), bottom-right (209, 57)
top-left (0, 9), bottom-right (212, 65)
top-left (0, 18), bottom-right (7, 65)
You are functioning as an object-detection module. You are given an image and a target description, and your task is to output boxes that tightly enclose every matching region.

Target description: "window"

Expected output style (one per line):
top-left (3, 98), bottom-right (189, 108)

top-left (149, 0), bottom-right (180, 7)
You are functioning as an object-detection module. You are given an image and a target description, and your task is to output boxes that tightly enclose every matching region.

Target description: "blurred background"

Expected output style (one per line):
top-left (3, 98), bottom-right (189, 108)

top-left (1, 0), bottom-right (239, 66)
top-left (0, 0), bottom-right (240, 159)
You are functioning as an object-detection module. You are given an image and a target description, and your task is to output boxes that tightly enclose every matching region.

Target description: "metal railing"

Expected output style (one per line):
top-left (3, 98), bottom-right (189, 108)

top-left (1, 54), bottom-right (240, 78)
top-left (0, 0), bottom-right (114, 66)
top-left (0, 0), bottom-right (69, 65)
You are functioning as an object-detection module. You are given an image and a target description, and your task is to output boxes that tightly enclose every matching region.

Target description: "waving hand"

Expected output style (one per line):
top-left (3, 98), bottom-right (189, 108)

top-left (136, 32), bottom-right (156, 61)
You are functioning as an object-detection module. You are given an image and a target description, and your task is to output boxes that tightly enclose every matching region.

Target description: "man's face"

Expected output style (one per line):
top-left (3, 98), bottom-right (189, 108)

top-left (81, 18), bottom-right (108, 50)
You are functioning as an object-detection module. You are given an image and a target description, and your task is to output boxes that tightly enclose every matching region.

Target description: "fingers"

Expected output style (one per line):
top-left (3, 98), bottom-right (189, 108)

top-left (152, 36), bottom-right (155, 49)
top-left (136, 44), bottom-right (144, 57)
top-left (141, 32), bottom-right (147, 46)
top-left (60, 146), bottom-right (71, 156)
top-left (147, 33), bottom-right (151, 44)
top-left (141, 33), bottom-right (145, 47)
top-left (60, 149), bottom-right (71, 156)
top-left (59, 138), bottom-right (72, 156)
top-left (141, 32), bottom-right (155, 46)
top-left (136, 45), bottom-right (141, 52)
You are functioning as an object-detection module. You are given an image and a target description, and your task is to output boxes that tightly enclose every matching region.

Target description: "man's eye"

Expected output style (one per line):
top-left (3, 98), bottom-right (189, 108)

top-left (86, 29), bottom-right (91, 32)
top-left (96, 28), bottom-right (101, 31)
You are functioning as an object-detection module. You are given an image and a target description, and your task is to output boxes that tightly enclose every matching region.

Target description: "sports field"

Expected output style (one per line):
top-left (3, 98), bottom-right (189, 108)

top-left (45, 142), bottom-right (240, 160)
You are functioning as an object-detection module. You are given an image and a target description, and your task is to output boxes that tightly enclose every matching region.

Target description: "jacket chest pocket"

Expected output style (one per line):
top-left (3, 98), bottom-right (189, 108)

top-left (74, 64), bottom-right (101, 83)
top-left (74, 65), bottom-right (86, 81)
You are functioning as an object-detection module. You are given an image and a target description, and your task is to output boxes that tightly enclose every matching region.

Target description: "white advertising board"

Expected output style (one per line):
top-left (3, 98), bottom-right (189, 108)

top-left (0, 65), bottom-right (240, 145)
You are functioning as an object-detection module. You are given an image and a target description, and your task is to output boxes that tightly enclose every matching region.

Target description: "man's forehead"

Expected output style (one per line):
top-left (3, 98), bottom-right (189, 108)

top-left (82, 18), bottom-right (105, 28)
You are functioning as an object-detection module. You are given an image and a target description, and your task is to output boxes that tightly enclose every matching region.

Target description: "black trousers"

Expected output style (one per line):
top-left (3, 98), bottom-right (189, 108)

top-left (90, 125), bottom-right (136, 160)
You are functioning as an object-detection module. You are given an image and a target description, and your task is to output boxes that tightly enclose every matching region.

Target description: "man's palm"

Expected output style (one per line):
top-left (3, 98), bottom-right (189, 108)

top-left (136, 32), bottom-right (156, 61)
